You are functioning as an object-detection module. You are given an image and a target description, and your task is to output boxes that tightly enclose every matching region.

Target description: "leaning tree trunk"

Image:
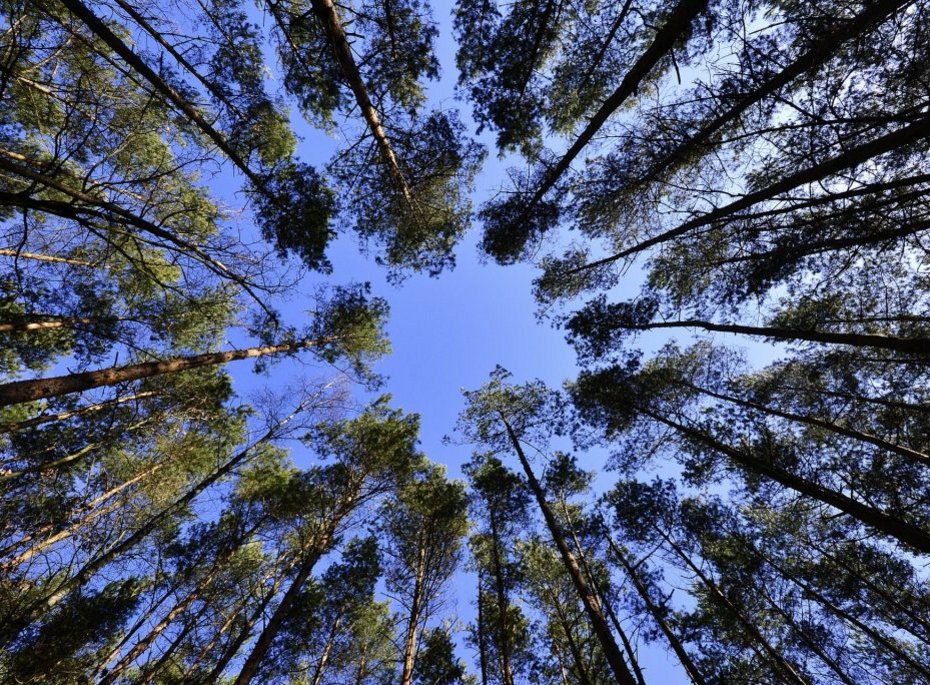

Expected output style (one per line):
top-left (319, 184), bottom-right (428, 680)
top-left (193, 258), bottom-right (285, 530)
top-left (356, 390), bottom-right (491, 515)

top-left (650, 411), bottom-right (930, 554)
top-left (520, 0), bottom-right (709, 216)
top-left (657, 528), bottom-right (810, 685)
top-left (631, 0), bottom-right (912, 192)
top-left (501, 416), bottom-right (638, 685)
top-left (0, 338), bottom-right (322, 407)
top-left (2, 404), bottom-right (308, 636)
top-left (603, 531), bottom-right (707, 685)
top-left (232, 535), bottom-right (335, 685)
top-left (580, 113), bottom-right (930, 269)
top-left (0, 390), bottom-right (158, 434)
top-left (488, 510), bottom-right (517, 685)
top-left (476, 570), bottom-right (490, 685)
top-left (613, 318), bottom-right (930, 355)
top-left (309, 0), bottom-right (415, 205)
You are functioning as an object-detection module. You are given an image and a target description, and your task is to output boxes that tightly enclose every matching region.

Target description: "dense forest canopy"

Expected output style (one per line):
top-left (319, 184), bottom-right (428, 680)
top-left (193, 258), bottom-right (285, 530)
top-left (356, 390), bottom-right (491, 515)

top-left (1, 0), bottom-right (929, 682)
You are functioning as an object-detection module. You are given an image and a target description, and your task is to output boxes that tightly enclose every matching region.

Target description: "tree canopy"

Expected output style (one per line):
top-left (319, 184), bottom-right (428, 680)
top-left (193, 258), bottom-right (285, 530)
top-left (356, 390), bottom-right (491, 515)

top-left (2, 0), bottom-right (929, 682)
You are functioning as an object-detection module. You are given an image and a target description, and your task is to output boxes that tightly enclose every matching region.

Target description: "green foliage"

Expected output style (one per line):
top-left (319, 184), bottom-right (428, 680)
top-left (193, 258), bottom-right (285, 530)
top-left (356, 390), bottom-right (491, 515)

top-left (255, 161), bottom-right (336, 272)
top-left (1, 580), bottom-right (140, 683)
top-left (342, 110), bottom-right (486, 278)
top-left (414, 628), bottom-right (472, 685)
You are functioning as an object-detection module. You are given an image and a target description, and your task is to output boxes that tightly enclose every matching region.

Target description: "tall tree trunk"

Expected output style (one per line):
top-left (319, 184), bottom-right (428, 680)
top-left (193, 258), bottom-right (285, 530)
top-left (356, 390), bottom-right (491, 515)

top-left (0, 247), bottom-right (94, 266)
top-left (559, 500), bottom-right (645, 685)
top-left (657, 528), bottom-right (810, 685)
top-left (544, 586), bottom-right (593, 685)
top-left (1, 459), bottom-right (161, 564)
top-left (577, 113), bottom-right (930, 270)
top-left (400, 541), bottom-right (428, 685)
top-left (4, 403), bottom-right (308, 633)
top-left (501, 416), bottom-right (638, 685)
top-left (488, 510), bottom-right (516, 685)
top-left (686, 381), bottom-right (930, 467)
top-left (100, 568), bottom-right (222, 685)
top-left (232, 534), bottom-right (335, 685)
top-left (180, 602), bottom-right (244, 681)
top-left (476, 569), bottom-right (490, 685)
top-left (753, 580), bottom-right (857, 685)
top-left (519, 0), bottom-right (709, 217)
top-left (200, 564), bottom-right (294, 683)
top-left (603, 531), bottom-right (707, 685)
top-left (99, 516), bottom-right (264, 684)
top-left (739, 535), bottom-right (930, 680)
top-left (1, 417), bottom-right (155, 481)
top-left (800, 536), bottom-right (930, 645)
top-left (604, 318), bottom-right (930, 354)
top-left (0, 337), bottom-right (322, 407)
top-left (632, 0), bottom-right (913, 192)
top-left (0, 316), bottom-right (108, 333)
top-left (650, 411), bottom-right (930, 554)
top-left (0, 390), bottom-right (157, 434)
top-left (138, 614), bottom-right (200, 684)
top-left (308, 0), bottom-right (415, 205)
top-left (309, 607), bottom-right (345, 685)
top-left (54, 0), bottom-right (268, 190)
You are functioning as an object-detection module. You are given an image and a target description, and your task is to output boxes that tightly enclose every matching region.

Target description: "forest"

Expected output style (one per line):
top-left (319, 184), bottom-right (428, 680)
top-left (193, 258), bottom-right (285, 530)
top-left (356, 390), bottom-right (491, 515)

top-left (1, 0), bottom-right (929, 682)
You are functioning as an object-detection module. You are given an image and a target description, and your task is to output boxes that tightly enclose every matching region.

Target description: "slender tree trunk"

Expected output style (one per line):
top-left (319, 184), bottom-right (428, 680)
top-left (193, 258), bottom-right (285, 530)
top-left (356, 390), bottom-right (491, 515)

top-left (688, 382), bottom-right (930, 466)
top-left (0, 247), bottom-right (93, 266)
top-left (93, 577), bottom-right (182, 681)
top-left (501, 416), bottom-right (637, 685)
top-left (400, 542), bottom-right (428, 685)
top-left (754, 580), bottom-right (857, 685)
top-left (774, 383), bottom-right (930, 416)
top-left (577, 113), bottom-right (930, 270)
top-left (597, 579), bottom-right (645, 685)
top-left (476, 569), bottom-right (490, 685)
top-left (657, 528), bottom-right (810, 685)
top-left (308, 0), bottom-right (415, 205)
top-left (101, 568), bottom-right (222, 684)
top-left (615, 318), bottom-right (930, 354)
top-left (110, 0), bottom-right (245, 115)
top-left (99, 517), bottom-right (264, 684)
top-left (0, 337), bottom-right (321, 407)
top-left (181, 604), bottom-right (244, 681)
top-left (5, 499), bottom-right (122, 570)
top-left (488, 510), bottom-right (516, 685)
top-left (0, 458), bottom-right (161, 563)
top-left (54, 0), bottom-right (267, 190)
top-left (0, 316), bottom-right (102, 333)
top-left (0, 182), bottom-right (259, 303)
top-left (603, 531), bottom-right (707, 685)
top-left (232, 535), bottom-right (335, 685)
top-left (800, 537), bottom-right (930, 645)
top-left (560, 501), bottom-right (645, 685)
top-left (1, 417), bottom-right (155, 481)
top-left (545, 586), bottom-right (593, 685)
top-left (649, 411), bottom-right (930, 554)
top-left (0, 390), bottom-right (157, 434)
top-left (6, 404), bottom-right (308, 631)
top-left (632, 0), bottom-right (912, 191)
top-left (520, 0), bottom-right (709, 215)
top-left (138, 614), bottom-right (200, 684)
top-left (199, 564), bottom-right (293, 683)
top-left (741, 536), bottom-right (930, 680)
top-left (309, 607), bottom-right (345, 685)
top-left (553, 641), bottom-right (573, 685)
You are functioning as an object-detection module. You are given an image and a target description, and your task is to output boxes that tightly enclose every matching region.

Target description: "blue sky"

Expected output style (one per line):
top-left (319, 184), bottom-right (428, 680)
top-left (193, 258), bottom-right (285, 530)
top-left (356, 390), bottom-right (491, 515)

top-left (213, 3), bottom-right (706, 680)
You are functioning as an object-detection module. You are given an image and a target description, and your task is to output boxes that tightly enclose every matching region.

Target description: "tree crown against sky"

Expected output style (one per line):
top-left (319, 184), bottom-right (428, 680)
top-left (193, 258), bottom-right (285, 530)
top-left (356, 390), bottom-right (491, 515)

top-left (2, 0), bottom-right (930, 682)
